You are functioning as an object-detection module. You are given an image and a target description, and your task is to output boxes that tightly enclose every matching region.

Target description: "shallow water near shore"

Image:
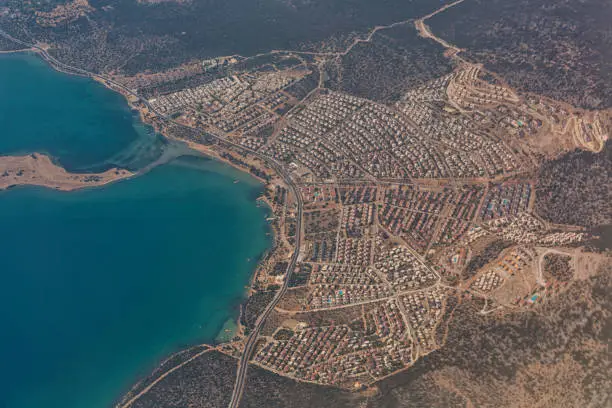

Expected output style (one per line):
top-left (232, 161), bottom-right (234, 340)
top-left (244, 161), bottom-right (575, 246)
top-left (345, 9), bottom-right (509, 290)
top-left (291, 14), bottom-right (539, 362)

top-left (0, 53), bottom-right (165, 171)
top-left (0, 54), bottom-right (271, 408)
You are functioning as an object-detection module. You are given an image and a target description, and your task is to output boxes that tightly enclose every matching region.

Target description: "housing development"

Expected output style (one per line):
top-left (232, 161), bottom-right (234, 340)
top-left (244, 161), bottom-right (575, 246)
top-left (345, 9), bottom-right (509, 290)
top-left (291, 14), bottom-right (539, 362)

top-left (1, 0), bottom-right (610, 406)
top-left (110, 3), bottom-right (606, 398)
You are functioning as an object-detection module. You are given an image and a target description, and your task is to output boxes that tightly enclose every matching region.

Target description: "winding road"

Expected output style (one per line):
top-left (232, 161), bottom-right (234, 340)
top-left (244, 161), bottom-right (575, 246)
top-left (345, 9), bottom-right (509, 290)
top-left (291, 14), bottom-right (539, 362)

top-left (227, 191), bottom-right (303, 408)
top-left (536, 248), bottom-right (572, 286)
top-left (1, 2), bottom-right (468, 402)
top-left (0, 26), bottom-right (305, 408)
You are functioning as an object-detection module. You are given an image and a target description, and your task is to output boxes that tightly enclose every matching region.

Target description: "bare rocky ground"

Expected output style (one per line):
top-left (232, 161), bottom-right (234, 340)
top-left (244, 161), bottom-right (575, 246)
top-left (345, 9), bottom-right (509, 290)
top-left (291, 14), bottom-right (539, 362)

top-left (370, 258), bottom-right (611, 407)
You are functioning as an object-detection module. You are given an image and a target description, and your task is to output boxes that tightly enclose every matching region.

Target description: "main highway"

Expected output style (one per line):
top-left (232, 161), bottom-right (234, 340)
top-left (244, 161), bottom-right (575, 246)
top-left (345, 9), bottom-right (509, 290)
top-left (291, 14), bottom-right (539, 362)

top-left (0, 26), bottom-right (304, 408)
top-left (227, 187), bottom-right (303, 408)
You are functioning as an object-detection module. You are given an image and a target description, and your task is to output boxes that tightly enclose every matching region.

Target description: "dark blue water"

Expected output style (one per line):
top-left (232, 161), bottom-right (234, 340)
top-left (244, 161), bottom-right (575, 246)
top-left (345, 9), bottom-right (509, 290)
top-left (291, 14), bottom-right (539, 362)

top-left (0, 54), bottom-right (271, 408)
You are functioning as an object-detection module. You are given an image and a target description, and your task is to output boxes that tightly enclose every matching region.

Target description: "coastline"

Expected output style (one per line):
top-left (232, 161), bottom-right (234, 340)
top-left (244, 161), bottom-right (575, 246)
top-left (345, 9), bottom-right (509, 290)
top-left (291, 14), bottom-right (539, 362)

top-left (0, 46), bottom-right (288, 406)
top-left (101, 64), bottom-right (293, 408)
top-left (0, 153), bottom-right (133, 191)
top-left (162, 140), bottom-right (282, 343)
top-left (1, 2), bottom-right (609, 405)
top-left (0, 155), bottom-right (272, 408)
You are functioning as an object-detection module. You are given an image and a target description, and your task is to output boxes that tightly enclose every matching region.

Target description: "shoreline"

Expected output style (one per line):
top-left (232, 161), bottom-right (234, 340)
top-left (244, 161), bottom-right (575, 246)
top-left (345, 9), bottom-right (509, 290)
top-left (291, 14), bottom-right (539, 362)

top-left (0, 150), bottom-right (272, 408)
top-left (0, 46), bottom-right (287, 406)
top-left (0, 152), bottom-right (134, 191)
top-left (101, 66), bottom-right (292, 408)
top-left (1, 4), bottom-right (609, 406)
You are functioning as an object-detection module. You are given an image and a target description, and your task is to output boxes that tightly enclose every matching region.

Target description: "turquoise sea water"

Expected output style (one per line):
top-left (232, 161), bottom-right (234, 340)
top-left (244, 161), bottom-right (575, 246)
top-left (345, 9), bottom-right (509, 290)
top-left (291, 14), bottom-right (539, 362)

top-left (0, 53), bottom-right (164, 171)
top-left (0, 55), bottom-right (271, 408)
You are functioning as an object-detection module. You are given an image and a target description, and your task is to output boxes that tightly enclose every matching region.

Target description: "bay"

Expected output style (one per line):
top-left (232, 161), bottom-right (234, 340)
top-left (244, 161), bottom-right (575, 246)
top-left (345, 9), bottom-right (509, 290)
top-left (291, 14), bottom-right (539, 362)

top-left (0, 54), bottom-right (271, 408)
